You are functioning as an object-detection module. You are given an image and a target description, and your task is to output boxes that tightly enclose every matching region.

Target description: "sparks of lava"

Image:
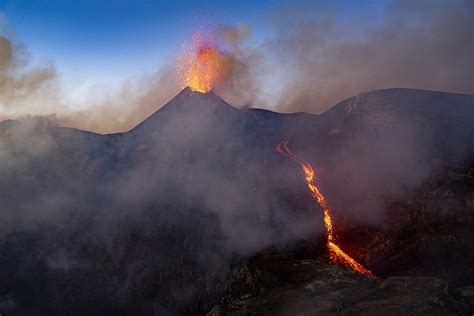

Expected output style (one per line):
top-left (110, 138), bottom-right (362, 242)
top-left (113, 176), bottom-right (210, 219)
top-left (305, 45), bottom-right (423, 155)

top-left (276, 138), bottom-right (376, 278)
top-left (176, 29), bottom-right (230, 93)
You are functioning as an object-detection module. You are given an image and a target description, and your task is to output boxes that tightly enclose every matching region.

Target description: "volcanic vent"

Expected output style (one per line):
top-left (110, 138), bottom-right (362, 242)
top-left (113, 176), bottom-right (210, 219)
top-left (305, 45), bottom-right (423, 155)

top-left (176, 30), bottom-right (232, 93)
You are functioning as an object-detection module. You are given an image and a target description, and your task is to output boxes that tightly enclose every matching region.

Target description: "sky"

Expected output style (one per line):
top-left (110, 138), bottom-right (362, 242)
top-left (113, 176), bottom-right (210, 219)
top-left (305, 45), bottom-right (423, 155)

top-left (1, 0), bottom-right (472, 133)
top-left (0, 0), bottom-right (387, 107)
top-left (0, 0), bottom-right (278, 104)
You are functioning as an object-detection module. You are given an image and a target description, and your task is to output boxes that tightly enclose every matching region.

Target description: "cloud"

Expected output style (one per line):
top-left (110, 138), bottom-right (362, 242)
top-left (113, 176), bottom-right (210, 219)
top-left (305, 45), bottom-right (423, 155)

top-left (0, 33), bottom-right (59, 117)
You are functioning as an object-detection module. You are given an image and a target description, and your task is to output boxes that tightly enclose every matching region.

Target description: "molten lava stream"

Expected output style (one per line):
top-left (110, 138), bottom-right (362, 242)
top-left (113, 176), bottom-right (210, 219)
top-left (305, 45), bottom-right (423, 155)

top-left (276, 138), bottom-right (376, 278)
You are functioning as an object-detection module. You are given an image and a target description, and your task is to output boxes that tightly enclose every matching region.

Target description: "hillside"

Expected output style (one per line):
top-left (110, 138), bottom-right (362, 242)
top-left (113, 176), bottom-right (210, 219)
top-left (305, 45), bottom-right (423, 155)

top-left (0, 88), bottom-right (473, 314)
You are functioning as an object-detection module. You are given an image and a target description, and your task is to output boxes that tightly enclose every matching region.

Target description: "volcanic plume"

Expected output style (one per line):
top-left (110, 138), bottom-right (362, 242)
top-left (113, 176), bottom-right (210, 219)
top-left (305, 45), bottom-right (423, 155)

top-left (276, 138), bottom-right (375, 277)
top-left (176, 30), bottom-right (231, 93)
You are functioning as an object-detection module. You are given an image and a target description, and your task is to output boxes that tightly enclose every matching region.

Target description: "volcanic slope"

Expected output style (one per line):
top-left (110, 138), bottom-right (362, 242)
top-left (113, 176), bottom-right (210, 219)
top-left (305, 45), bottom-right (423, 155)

top-left (0, 88), bottom-right (473, 315)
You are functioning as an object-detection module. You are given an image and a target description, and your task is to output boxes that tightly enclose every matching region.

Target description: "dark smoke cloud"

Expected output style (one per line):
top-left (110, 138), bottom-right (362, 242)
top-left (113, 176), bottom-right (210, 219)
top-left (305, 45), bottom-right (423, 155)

top-left (263, 0), bottom-right (474, 113)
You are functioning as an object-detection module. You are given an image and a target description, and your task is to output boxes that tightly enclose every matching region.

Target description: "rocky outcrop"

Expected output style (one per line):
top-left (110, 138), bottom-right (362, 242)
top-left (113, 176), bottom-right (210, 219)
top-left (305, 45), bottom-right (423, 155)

top-left (338, 162), bottom-right (474, 287)
top-left (209, 253), bottom-right (473, 315)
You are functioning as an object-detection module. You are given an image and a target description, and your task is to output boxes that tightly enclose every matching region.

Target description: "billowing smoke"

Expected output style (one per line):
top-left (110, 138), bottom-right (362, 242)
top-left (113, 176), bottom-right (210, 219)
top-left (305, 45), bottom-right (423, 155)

top-left (0, 33), bottom-right (58, 119)
top-left (213, 24), bottom-right (262, 108)
top-left (262, 0), bottom-right (474, 113)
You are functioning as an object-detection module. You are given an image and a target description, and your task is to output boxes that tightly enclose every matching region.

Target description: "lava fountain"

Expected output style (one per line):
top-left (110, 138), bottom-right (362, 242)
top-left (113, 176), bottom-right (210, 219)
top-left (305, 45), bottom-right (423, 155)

top-left (276, 138), bottom-right (376, 277)
top-left (176, 30), bottom-right (231, 93)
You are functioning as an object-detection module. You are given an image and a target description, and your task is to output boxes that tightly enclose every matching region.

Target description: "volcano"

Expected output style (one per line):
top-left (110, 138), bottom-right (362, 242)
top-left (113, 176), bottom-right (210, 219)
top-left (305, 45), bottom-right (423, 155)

top-left (0, 88), bottom-right (473, 314)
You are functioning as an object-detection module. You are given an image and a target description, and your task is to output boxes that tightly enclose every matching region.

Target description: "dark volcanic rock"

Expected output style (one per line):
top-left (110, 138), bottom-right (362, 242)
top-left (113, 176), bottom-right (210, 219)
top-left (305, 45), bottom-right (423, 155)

top-left (339, 162), bottom-right (474, 286)
top-left (209, 253), bottom-right (472, 315)
top-left (0, 88), bottom-right (473, 314)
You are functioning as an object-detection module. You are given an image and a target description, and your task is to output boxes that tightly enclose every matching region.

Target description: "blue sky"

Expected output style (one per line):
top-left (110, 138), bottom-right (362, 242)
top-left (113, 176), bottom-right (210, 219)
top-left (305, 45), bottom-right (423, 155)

top-left (0, 0), bottom-right (390, 108)
top-left (1, 1), bottom-right (275, 90)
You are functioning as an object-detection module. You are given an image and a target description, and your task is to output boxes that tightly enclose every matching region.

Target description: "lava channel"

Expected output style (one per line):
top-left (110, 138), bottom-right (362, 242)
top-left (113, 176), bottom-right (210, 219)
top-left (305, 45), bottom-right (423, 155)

top-left (276, 138), bottom-right (376, 278)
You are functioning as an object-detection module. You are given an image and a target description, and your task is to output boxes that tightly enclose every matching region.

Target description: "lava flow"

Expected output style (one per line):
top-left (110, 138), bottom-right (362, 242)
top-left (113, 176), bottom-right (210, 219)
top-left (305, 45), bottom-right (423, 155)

top-left (176, 30), bottom-right (230, 93)
top-left (276, 138), bottom-right (375, 277)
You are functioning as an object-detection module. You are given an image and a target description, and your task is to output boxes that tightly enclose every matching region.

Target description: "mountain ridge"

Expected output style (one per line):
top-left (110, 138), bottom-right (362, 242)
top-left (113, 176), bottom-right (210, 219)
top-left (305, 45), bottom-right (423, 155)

top-left (127, 87), bottom-right (474, 137)
top-left (2, 87), bottom-right (472, 137)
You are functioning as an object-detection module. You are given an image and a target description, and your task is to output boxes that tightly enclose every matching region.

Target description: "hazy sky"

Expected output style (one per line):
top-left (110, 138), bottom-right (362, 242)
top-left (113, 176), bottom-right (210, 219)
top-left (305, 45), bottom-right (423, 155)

top-left (1, 1), bottom-right (272, 104)
top-left (0, 0), bottom-right (386, 107)
top-left (1, 0), bottom-right (472, 133)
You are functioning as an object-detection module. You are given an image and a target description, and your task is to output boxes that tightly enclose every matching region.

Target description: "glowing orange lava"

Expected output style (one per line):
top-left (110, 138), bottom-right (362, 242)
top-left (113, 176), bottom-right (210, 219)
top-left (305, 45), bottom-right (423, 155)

top-left (276, 138), bottom-right (375, 277)
top-left (176, 30), bottom-right (230, 93)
